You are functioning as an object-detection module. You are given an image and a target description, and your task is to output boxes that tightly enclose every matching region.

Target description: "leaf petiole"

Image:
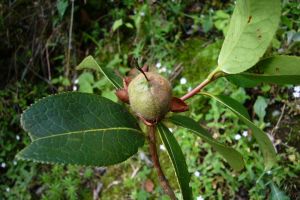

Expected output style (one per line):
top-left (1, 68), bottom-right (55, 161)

top-left (180, 67), bottom-right (223, 101)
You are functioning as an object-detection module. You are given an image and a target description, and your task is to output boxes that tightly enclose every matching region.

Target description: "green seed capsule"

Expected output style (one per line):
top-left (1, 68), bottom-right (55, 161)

top-left (128, 72), bottom-right (172, 121)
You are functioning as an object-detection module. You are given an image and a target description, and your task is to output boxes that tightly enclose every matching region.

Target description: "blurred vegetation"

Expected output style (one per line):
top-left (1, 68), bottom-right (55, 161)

top-left (0, 0), bottom-right (300, 199)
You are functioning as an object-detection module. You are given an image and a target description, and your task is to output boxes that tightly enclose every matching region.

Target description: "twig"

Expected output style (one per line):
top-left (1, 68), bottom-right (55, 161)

top-left (180, 68), bottom-right (224, 101)
top-left (130, 165), bottom-right (140, 178)
top-left (148, 126), bottom-right (177, 200)
top-left (45, 45), bottom-right (51, 80)
top-left (65, 0), bottom-right (75, 77)
top-left (271, 104), bottom-right (286, 136)
top-left (168, 63), bottom-right (183, 83)
top-left (93, 182), bottom-right (103, 200)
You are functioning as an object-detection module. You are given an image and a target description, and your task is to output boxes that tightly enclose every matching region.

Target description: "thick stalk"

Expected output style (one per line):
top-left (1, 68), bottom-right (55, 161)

top-left (148, 125), bottom-right (177, 200)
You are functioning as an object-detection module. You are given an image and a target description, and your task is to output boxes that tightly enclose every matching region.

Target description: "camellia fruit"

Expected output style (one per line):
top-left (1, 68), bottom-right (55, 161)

top-left (128, 72), bottom-right (172, 121)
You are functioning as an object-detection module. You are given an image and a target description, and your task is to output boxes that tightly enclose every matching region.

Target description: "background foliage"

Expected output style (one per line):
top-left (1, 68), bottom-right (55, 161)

top-left (0, 0), bottom-right (299, 199)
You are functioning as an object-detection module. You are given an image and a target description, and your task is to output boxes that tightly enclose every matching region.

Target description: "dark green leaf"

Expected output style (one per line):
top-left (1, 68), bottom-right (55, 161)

top-left (218, 0), bottom-right (281, 73)
top-left (17, 92), bottom-right (144, 166)
top-left (76, 56), bottom-right (123, 89)
top-left (201, 92), bottom-right (276, 169)
top-left (157, 123), bottom-right (193, 200)
top-left (169, 115), bottom-right (244, 171)
top-left (270, 182), bottom-right (290, 200)
top-left (227, 56), bottom-right (300, 87)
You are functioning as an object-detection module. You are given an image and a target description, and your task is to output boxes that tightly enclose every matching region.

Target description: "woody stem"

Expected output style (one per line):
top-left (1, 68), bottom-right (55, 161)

top-left (148, 125), bottom-right (177, 200)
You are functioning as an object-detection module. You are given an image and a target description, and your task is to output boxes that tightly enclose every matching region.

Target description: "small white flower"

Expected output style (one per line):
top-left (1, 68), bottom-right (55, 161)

top-left (72, 85), bottom-right (77, 91)
top-left (266, 170), bottom-right (272, 175)
top-left (16, 135), bottom-right (20, 141)
top-left (160, 145), bottom-right (166, 151)
top-left (13, 160), bottom-right (17, 166)
top-left (156, 62), bottom-right (162, 68)
top-left (194, 171), bottom-right (201, 177)
top-left (159, 67), bottom-right (167, 73)
top-left (234, 134), bottom-right (242, 140)
top-left (74, 79), bottom-right (79, 84)
top-left (168, 128), bottom-right (173, 132)
top-left (242, 131), bottom-right (248, 137)
top-left (6, 187), bottom-right (10, 192)
top-left (294, 86), bottom-right (300, 92)
top-left (1, 162), bottom-right (6, 168)
top-left (191, 24), bottom-right (198, 29)
top-left (180, 77), bottom-right (187, 85)
top-left (197, 196), bottom-right (204, 200)
top-left (293, 92), bottom-right (300, 98)
top-left (140, 12), bottom-right (145, 17)
top-left (272, 110), bottom-right (280, 117)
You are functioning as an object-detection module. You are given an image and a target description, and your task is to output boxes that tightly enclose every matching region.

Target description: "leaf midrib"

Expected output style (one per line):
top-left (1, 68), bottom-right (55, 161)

top-left (32, 127), bottom-right (142, 142)
top-left (219, 0), bottom-right (250, 68)
top-left (158, 124), bottom-right (191, 199)
top-left (200, 92), bottom-right (251, 120)
top-left (171, 119), bottom-right (230, 150)
top-left (201, 92), bottom-right (276, 168)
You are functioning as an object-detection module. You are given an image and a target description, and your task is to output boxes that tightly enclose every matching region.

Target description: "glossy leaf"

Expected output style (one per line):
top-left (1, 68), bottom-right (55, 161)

top-left (218, 0), bottom-right (281, 74)
top-left (17, 92), bottom-right (144, 166)
top-left (157, 123), bottom-right (193, 200)
top-left (227, 56), bottom-right (300, 87)
top-left (201, 92), bottom-right (276, 169)
top-left (270, 182), bottom-right (290, 200)
top-left (169, 115), bottom-right (244, 171)
top-left (77, 55), bottom-right (123, 89)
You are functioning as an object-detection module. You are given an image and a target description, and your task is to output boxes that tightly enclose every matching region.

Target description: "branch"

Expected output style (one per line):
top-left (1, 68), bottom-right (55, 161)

top-left (65, 0), bottom-right (75, 77)
top-left (180, 68), bottom-right (224, 101)
top-left (148, 126), bottom-right (177, 200)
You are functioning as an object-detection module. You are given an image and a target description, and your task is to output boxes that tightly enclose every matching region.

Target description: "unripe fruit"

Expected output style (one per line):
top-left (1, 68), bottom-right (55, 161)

top-left (128, 72), bottom-right (172, 121)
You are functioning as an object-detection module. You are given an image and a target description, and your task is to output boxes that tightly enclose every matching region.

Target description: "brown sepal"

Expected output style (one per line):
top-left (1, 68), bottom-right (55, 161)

top-left (115, 89), bottom-right (129, 104)
top-left (123, 77), bottom-right (132, 89)
top-left (128, 68), bottom-right (138, 78)
top-left (142, 64), bottom-right (149, 72)
top-left (170, 97), bottom-right (189, 112)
